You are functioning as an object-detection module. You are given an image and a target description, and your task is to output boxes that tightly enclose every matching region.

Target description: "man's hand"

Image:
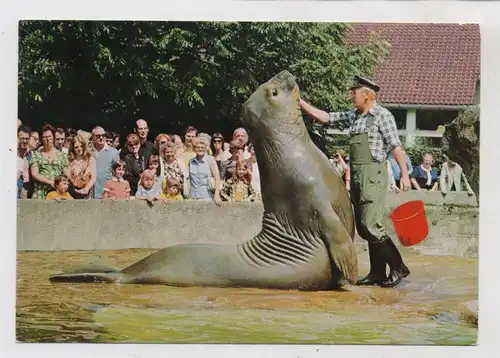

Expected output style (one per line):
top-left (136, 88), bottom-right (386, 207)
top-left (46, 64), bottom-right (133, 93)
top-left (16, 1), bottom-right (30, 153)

top-left (298, 98), bottom-right (329, 124)
top-left (399, 174), bottom-right (411, 192)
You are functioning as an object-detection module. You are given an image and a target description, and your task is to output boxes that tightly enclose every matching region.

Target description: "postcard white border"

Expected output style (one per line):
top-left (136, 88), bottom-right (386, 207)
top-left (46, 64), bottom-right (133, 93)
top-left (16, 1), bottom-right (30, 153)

top-left (1, 1), bottom-right (499, 358)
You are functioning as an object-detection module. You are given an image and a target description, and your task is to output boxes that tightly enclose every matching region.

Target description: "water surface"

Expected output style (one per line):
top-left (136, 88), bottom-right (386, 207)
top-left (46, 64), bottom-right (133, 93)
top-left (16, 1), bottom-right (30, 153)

top-left (16, 247), bottom-right (478, 344)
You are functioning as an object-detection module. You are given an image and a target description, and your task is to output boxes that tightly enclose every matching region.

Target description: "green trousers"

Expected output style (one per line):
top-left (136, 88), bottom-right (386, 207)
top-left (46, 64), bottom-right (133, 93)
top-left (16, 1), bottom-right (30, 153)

top-left (349, 132), bottom-right (389, 244)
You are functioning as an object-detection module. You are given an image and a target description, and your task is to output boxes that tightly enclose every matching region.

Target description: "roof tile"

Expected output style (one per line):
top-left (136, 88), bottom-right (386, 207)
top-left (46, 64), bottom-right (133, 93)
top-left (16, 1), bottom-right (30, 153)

top-left (346, 23), bottom-right (480, 106)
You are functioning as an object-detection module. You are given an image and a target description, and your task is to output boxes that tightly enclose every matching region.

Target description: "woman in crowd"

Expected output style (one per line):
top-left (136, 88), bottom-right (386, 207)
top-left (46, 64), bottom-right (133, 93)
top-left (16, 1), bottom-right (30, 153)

top-left (410, 153), bottom-right (439, 191)
top-left (154, 133), bottom-right (171, 156)
top-left (198, 133), bottom-right (213, 155)
top-left (187, 137), bottom-right (222, 206)
top-left (67, 134), bottom-right (97, 199)
top-left (171, 134), bottom-right (185, 157)
top-left (30, 124), bottom-right (70, 199)
top-left (160, 142), bottom-right (188, 197)
top-left (210, 132), bottom-right (231, 175)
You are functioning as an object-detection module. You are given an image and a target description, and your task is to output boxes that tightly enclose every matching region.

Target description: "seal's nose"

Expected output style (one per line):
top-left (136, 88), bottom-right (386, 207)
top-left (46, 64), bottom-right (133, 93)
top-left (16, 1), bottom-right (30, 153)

top-left (275, 70), bottom-right (296, 91)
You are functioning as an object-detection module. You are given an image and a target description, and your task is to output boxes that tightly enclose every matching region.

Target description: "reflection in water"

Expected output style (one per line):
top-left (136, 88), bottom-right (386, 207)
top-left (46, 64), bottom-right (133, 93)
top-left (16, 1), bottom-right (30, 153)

top-left (16, 248), bottom-right (478, 344)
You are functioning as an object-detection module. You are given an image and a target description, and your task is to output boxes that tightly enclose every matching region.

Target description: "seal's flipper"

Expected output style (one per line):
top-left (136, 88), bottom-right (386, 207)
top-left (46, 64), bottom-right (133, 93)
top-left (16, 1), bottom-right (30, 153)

top-left (49, 271), bottom-right (124, 283)
top-left (317, 204), bottom-right (359, 285)
top-left (61, 264), bottom-right (117, 274)
top-left (329, 238), bottom-right (358, 285)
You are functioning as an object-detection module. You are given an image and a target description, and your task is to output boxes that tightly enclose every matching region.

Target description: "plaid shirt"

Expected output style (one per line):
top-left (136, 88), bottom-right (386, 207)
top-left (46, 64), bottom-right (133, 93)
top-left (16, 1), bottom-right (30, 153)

top-left (328, 102), bottom-right (402, 163)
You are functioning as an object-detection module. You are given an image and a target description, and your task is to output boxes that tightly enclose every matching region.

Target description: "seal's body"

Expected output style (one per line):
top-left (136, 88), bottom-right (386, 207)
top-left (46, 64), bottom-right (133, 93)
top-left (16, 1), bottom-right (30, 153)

top-left (49, 70), bottom-right (358, 290)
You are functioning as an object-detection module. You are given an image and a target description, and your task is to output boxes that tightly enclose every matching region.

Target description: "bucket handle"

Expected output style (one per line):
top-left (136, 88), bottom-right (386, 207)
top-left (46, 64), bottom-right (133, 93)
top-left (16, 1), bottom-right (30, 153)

top-left (391, 206), bottom-right (425, 223)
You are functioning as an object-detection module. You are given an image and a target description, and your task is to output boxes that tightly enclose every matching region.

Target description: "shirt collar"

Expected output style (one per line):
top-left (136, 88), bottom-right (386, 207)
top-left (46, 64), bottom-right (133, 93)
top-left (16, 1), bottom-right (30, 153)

top-left (17, 148), bottom-right (30, 159)
top-left (368, 102), bottom-right (380, 115)
top-left (93, 144), bottom-right (110, 153)
top-left (420, 164), bottom-right (432, 172)
top-left (111, 176), bottom-right (125, 182)
top-left (356, 102), bottom-right (380, 116)
top-left (192, 155), bottom-right (206, 163)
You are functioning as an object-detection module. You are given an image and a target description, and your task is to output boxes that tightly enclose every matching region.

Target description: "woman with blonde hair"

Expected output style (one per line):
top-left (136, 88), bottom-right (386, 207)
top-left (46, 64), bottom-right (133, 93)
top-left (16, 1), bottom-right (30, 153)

top-left (198, 132), bottom-right (213, 155)
top-left (171, 134), bottom-right (185, 157)
top-left (187, 137), bottom-right (222, 205)
top-left (67, 134), bottom-right (97, 199)
top-left (160, 142), bottom-right (189, 198)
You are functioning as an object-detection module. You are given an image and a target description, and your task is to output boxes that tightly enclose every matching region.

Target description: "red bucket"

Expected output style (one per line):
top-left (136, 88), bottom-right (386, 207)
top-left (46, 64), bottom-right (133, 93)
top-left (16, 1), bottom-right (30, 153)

top-left (390, 200), bottom-right (429, 247)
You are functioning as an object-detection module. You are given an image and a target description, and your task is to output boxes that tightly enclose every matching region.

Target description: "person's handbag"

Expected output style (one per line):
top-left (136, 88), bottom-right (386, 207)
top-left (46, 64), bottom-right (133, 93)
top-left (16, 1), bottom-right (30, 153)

top-left (72, 159), bottom-right (91, 189)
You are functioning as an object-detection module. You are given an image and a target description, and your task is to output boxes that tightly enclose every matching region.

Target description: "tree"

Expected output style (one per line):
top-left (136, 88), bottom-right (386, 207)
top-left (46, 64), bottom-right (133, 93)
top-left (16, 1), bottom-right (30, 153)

top-left (18, 20), bottom-right (389, 147)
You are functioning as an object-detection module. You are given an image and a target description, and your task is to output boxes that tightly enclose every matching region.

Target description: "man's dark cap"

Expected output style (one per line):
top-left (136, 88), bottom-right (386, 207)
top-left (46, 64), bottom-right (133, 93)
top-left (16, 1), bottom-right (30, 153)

top-left (349, 75), bottom-right (380, 93)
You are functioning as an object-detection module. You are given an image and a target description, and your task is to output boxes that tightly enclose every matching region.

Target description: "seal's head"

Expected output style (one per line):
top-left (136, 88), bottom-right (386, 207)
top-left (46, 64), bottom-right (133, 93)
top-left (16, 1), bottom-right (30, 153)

top-left (241, 70), bottom-right (302, 138)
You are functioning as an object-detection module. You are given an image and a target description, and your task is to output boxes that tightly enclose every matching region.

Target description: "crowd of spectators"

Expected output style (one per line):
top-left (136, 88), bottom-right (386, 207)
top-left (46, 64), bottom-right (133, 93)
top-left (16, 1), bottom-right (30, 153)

top-left (17, 117), bottom-right (474, 205)
top-left (16, 118), bottom-right (261, 205)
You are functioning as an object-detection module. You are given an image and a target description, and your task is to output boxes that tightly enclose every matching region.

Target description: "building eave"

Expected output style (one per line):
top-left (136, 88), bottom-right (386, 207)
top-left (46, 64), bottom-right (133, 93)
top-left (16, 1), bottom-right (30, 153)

top-left (380, 103), bottom-right (473, 111)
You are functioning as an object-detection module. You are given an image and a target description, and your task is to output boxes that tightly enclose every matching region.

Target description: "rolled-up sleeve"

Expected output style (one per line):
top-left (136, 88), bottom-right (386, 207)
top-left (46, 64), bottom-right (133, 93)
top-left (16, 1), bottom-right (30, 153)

top-left (328, 111), bottom-right (353, 130)
top-left (379, 111), bottom-right (402, 151)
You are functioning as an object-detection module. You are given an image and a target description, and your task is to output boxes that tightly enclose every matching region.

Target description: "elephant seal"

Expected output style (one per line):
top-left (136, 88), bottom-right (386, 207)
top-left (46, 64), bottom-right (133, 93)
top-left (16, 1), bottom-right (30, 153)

top-left (49, 70), bottom-right (358, 290)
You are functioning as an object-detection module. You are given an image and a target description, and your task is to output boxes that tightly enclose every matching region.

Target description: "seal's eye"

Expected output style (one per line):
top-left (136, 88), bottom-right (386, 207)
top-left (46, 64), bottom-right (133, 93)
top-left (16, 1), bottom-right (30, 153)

top-left (271, 88), bottom-right (278, 97)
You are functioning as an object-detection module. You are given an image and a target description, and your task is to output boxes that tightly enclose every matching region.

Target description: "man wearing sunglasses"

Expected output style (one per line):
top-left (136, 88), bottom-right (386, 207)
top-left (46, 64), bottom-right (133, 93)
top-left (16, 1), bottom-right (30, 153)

top-left (91, 126), bottom-right (120, 199)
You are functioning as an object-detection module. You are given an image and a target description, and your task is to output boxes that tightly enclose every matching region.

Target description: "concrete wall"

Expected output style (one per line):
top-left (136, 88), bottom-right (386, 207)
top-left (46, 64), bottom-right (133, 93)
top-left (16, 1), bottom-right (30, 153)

top-left (17, 191), bottom-right (479, 257)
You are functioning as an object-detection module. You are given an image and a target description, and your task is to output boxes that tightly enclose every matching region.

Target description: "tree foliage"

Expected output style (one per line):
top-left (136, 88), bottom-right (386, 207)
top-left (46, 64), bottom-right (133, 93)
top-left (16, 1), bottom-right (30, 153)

top-left (18, 20), bottom-right (389, 148)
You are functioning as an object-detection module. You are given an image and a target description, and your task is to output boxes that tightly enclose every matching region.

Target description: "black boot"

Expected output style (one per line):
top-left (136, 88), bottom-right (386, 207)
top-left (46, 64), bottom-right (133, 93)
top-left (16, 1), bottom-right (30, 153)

top-left (378, 237), bottom-right (411, 288)
top-left (356, 242), bottom-right (387, 286)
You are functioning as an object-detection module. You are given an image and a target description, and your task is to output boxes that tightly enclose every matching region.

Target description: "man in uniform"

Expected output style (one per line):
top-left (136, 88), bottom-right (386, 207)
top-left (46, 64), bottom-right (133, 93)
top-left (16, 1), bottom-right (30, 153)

top-left (299, 75), bottom-right (411, 288)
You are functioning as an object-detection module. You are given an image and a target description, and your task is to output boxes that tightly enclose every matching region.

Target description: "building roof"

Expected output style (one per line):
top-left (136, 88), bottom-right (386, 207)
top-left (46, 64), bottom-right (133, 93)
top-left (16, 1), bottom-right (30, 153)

top-left (346, 23), bottom-right (480, 106)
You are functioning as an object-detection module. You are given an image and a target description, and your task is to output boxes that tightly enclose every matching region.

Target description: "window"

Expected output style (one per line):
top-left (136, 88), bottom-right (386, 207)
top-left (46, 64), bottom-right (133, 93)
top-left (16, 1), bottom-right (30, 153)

top-left (389, 109), bottom-right (407, 129)
top-left (416, 110), bottom-right (458, 130)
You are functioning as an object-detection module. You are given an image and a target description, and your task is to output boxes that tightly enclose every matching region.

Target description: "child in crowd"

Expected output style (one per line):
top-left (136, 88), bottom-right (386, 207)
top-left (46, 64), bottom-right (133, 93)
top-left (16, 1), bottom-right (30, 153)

top-left (160, 176), bottom-right (184, 201)
top-left (220, 160), bottom-right (256, 202)
top-left (135, 169), bottom-right (162, 204)
top-left (103, 160), bottom-right (131, 200)
top-left (146, 155), bottom-right (164, 189)
top-left (46, 174), bottom-right (73, 200)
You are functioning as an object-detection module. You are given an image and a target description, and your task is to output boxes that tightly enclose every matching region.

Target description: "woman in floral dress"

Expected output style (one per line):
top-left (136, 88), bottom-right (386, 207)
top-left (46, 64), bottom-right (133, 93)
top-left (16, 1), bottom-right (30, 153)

top-left (160, 142), bottom-right (188, 197)
top-left (30, 124), bottom-right (70, 199)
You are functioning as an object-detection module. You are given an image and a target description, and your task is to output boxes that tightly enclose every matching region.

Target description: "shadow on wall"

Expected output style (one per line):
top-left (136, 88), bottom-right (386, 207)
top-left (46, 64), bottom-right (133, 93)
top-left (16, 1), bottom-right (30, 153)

top-left (17, 191), bottom-right (478, 252)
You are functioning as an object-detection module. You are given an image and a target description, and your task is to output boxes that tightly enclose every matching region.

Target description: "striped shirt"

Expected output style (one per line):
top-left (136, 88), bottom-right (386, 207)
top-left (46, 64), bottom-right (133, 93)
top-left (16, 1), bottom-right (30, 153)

top-left (328, 102), bottom-right (402, 163)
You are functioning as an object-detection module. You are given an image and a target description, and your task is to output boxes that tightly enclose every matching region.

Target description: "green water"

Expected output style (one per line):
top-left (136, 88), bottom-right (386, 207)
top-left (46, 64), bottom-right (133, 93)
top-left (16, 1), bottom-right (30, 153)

top-left (16, 247), bottom-right (478, 344)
